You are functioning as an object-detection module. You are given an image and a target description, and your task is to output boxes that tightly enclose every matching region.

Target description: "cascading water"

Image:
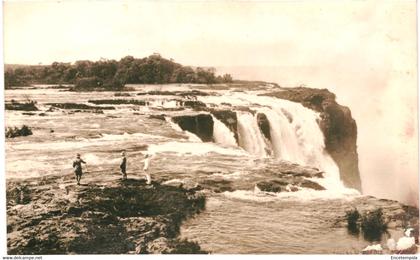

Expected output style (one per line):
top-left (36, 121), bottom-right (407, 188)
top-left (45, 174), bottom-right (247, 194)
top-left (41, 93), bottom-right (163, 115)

top-left (211, 115), bottom-right (237, 147)
top-left (199, 92), bottom-right (350, 192)
top-left (162, 91), bottom-right (352, 192)
top-left (246, 95), bottom-right (345, 191)
top-left (236, 112), bottom-right (269, 157)
top-left (259, 108), bottom-right (304, 164)
top-left (262, 105), bottom-right (344, 191)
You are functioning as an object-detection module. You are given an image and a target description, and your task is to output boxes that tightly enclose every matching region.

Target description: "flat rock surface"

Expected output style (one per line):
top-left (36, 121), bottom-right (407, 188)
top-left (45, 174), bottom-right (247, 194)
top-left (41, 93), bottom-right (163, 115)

top-left (6, 172), bottom-right (206, 254)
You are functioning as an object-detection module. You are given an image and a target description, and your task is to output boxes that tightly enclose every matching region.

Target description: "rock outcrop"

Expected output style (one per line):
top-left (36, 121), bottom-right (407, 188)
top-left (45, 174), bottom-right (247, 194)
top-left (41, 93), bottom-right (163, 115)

top-left (5, 125), bottom-right (33, 139)
top-left (172, 114), bottom-right (214, 142)
top-left (136, 90), bottom-right (211, 97)
top-left (88, 99), bottom-right (148, 106)
top-left (6, 175), bottom-right (206, 254)
top-left (47, 103), bottom-right (115, 110)
top-left (262, 87), bottom-right (361, 191)
top-left (335, 196), bottom-right (419, 238)
top-left (256, 113), bottom-right (270, 140)
top-left (5, 100), bottom-right (38, 111)
top-left (255, 163), bottom-right (326, 193)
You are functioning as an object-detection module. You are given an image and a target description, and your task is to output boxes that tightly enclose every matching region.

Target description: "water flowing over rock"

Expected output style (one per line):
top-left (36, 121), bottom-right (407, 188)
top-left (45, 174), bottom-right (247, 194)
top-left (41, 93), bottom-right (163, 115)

top-left (5, 83), bottom-right (416, 254)
top-left (211, 115), bottom-right (237, 147)
top-left (170, 89), bottom-right (350, 192)
top-left (136, 90), bottom-right (211, 97)
top-left (262, 87), bottom-right (361, 191)
top-left (256, 179), bottom-right (325, 193)
top-left (207, 109), bottom-right (238, 142)
top-left (237, 112), bottom-right (268, 157)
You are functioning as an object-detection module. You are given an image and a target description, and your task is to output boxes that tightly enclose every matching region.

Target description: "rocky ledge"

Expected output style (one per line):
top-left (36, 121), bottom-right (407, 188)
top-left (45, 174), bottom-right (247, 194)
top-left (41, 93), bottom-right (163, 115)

top-left (254, 163), bottom-right (326, 193)
top-left (6, 174), bottom-right (207, 254)
top-left (335, 196), bottom-right (419, 231)
top-left (164, 162), bottom-right (329, 194)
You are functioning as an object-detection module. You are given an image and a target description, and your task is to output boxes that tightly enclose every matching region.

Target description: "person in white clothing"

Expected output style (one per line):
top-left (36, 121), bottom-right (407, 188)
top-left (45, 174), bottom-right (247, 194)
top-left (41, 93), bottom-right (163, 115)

top-left (143, 154), bottom-right (152, 185)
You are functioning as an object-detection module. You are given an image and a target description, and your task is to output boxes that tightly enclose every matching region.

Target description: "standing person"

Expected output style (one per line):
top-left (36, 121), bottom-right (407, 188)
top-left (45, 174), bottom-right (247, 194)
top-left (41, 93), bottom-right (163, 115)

top-left (73, 153), bottom-right (86, 185)
top-left (143, 154), bottom-right (152, 185)
top-left (120, 151), bottom-right (127, 180)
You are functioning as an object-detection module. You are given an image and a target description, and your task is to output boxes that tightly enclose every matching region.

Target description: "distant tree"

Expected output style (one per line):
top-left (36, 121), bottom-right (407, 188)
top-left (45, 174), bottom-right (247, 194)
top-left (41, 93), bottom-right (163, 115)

top-left (4, 68), bottom-right (29, 88)
top-left (195, 67), bottom-right (216, 84)
top-left (75, 60), bottom-right (94, 78)
top-left (171, 66), bottom-right (195, 83)
top-left (4, 54), bottom-right (232, 89)
top-left (222, 73), bottom-right (233, 83)
top-left (74, 77), bottom-right (102, 90)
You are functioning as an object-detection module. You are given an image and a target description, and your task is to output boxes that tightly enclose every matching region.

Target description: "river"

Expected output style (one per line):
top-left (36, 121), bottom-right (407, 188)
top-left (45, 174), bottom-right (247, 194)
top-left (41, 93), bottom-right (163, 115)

top-left (4, 84), bottom-right (409, 253)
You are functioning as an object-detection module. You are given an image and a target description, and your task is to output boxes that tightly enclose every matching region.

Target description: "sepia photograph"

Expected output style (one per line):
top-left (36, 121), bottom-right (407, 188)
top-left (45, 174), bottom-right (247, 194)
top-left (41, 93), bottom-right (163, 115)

top-left (1, 0), bottom-right (419, 257)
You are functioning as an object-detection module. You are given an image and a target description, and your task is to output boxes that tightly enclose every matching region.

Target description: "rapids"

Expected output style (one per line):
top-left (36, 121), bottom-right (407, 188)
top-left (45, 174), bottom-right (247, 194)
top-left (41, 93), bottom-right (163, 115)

top-left (5, 84), bottom-right (409, 254)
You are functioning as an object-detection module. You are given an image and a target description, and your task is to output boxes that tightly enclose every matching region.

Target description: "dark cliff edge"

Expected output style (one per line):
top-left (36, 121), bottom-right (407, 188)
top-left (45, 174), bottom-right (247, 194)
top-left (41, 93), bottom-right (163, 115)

top-left (6, 174), bottom-right (207, 254)
top-left (172, 114), bottom-right (214, 142)
top-left (261, 87), bottom-right (361, 191)
top-left (171, 110), bottom-right (239, 143)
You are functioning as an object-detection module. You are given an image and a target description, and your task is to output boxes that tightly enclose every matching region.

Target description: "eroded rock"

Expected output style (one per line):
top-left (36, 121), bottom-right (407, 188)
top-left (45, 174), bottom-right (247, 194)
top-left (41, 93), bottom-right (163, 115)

top-left (6, 177), bottom-right (206, 254)
top-left (5, 100), bottom-right (38, 111)
top-left (172, 114), bottom-right (213, 142)
top-left (257, 113), bottom-right (270, 141)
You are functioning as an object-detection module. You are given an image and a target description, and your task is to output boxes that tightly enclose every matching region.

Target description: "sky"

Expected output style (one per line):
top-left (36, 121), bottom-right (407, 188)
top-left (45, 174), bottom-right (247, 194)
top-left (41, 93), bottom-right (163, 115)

top-left (3, 0), bottom-right (419, 205)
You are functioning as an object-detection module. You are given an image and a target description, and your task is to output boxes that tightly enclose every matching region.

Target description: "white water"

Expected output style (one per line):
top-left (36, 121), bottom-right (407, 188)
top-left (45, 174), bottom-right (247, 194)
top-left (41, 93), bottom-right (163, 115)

top-left (257, 99), bottom-right (344, 191)
top-left (211, 115), bottom-right (237, 147)
top-left (254, 104), bottom-right (344, 191)
top-left (259, 108), bottom-right (303, 163)
top-left (147, 99), bottom-right (179, 108)
top-left (223, 185), bottom-right (361, 203)
top-left (200, 92), bottom-right (348, 192)
top-left (147, 141), bottom-right (249, 157)
top-left (236, 112), bottom-right (268, 157)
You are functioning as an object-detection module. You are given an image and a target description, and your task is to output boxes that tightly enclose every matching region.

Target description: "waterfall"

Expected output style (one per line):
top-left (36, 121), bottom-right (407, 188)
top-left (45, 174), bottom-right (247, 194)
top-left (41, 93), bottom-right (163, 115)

top-left (260, 108), bottom-right (304, 164)
top-left (211, 115), bottom-right (237, 147)
top-left (205, 93), bottom-right (346, 191)
top-left (256, 100), bottom-right (344, 191)
top-left (176, 92), bottom-right (349, 191)
top-left (236, 112), bottom-right (268, 157)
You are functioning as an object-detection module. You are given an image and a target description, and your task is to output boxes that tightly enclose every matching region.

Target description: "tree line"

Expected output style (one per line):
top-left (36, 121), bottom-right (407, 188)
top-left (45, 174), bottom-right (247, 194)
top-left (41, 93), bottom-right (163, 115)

top-left (4, 54), bottom-right (233, 90)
